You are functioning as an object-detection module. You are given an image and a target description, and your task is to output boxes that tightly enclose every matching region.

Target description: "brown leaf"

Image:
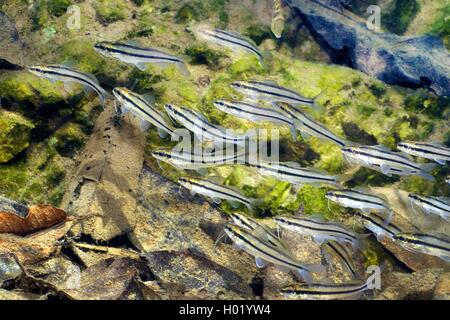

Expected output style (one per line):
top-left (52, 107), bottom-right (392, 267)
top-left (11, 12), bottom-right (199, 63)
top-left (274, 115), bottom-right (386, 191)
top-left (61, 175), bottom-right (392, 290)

top-left (26, 205), bottom-right (67, 231)
top-left (0, 205), bottom-right (67, 236)
top-left (0, 211), bottom-right (30, 235)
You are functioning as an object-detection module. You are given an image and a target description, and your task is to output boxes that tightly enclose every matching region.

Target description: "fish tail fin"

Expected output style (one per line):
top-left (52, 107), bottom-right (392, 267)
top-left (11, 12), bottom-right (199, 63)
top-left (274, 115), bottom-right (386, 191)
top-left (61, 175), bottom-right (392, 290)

top-left (304, 263), bottom-right (327, 274)
top-left (311, 90), bottom-right (327, 113)
top-left (418, 163), bottom-right (436, 180)
top-left (297, 270), bottom-right (313, 285)
top-left (289, 125), bottom-right (298, 140)
top-left (420, 163), bottom-right (437, 172)
top-left (353, 233), bottom-right (370, 250)
top-left (177, 61), bottom-right (191, 77)
top-left (249, 198), bottom-right (264, 211)
top-left (417, 170), bottom-right (435, 182)
top-left (297, 263), bottom-right (326, 284)
top-left (335, 173), bottom-right (353, 186)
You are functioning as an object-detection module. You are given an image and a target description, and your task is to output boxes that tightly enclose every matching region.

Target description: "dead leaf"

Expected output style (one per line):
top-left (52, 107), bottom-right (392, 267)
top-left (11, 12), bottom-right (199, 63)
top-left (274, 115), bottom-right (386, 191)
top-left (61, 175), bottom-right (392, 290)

top-left (0, 204), bottom-right (67, 236)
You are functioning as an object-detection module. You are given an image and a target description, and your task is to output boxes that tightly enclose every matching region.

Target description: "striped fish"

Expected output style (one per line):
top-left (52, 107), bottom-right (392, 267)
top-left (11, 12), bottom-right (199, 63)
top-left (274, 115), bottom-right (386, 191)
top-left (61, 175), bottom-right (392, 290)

top-left (228, 212), bottom-right (287, 251)
top-left (247, 160), bottom-right (342, 188)
top-left (213, 100), bottom-right (297, 140)
top-left (321, 240), bottom-right (358, 278)
top-left (277, 103), bottom-right (346, 147)
top-left (409, 193), bottom-right (450, 221)
top-left (230, 80), bottom-right (321, 111)
top-left (112, 87), bottom-right (175, 136)
top-left (194, 27), bottom-right (263, 62)
top-left (178, 177), bottom-right (260, 211)
top-left (271, 0), bottom-right (286, 39)
top-left (281, 280), bottom-right (369, 300)
top-left (275, 215), bottom-right (367, 248)
top-left (326, 189), bottom-right (392, 222)
top-left (224, 223), bottom-right (325, 284)
top-left (355, 211), bottom-right (401, 242)
top-left (342, 145), bottom-right (436, 181)
top-left (164, 104), bottom-right (247, 146)
top-left (446, 176), bottom-right (450, 185)
top-left (94, 41), bottom-right (189, 75)
top-left (397, 141), bottom-right (450, 165)
top-left (393, 233), bottom-right (450, 262)
top-left (28, 64), bottom-right (109, 104)
top-left (151, 147), bottom-right (246, 170)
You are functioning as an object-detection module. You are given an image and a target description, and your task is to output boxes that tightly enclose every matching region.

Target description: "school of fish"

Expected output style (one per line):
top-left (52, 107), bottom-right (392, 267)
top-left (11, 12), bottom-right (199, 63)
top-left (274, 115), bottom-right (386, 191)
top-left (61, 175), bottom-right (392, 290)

top-left (26, 1), bottom-right (449, 300)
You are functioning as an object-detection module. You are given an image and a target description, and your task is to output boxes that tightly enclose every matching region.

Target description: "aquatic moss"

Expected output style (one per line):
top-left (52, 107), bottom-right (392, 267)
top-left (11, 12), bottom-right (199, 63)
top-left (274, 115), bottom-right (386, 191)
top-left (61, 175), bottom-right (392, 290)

top-left (296, 185), bottom-right (341, 219)
top-left (32, 1), bottom-right (51, 29)
top-left (341, 122), bottom-right (377, 145)
top-left (345, 167), bottom-right (399, 188)
top-left (95, 0), bottom-right (128, 24)
top-left (0, 111), bottom-right (34, 163)
top-left (245, 25), bottom-right (273, 45)
top-left (403, 91), bottom-right (449, 119)
top-left (184, 44), bottom-right (226, 68)
top-left (382, 0), bottom-right (420, 35)
top-left (0, 71), bottom-right (66, 106)
top-left (398, 175), bottom-right (435, 196)
top-left (174, 1), bottom-right (205, 23)
top-left (47, 0), bottom-right (72, 17)
top-left (426, 3), bottom-right (450, 49)
top-left (49, 123), bottom-right (86, 157)
top-left (229, 56), bottom-right (264, 76)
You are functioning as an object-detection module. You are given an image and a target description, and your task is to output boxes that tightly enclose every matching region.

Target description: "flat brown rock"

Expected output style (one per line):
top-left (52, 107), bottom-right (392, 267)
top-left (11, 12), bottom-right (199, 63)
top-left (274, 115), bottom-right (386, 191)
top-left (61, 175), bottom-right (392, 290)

top-left (61, 104), bottom-right (145, 241)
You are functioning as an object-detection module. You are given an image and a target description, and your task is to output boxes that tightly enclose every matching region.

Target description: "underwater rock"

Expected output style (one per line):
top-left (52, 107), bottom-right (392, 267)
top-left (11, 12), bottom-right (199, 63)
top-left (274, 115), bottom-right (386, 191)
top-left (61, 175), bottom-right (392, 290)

top-left (0, 11), bottom-right (24, 67)
top-left (0, 110), bottom-right (34, 163)
top-left (69, 242), bottom-right (142, 268)
top-left (62, 257), bottom-right (151, 300)
top-left (0, 253), bottom-right (22, 284)
top-left (0, 196), bottom-right (29, 218)
top-left (145, 249), bottom-right (255, 299)
top-left (130, 168), bottom-right (258, 299)
top-left (370, 187), bottom-right (450, 271)
top-left (433, 271), bottom-right (450, 300)
top-left (376, 268), bottom-right (443, 300)
top-left (0, 289), bottom-right (44, 300)
top-left (0, 219), bottom-right (72, 265)
top-left (61, 104), bottom-right (145, 241)
top-left (286, 0), bottom-right (450, 96)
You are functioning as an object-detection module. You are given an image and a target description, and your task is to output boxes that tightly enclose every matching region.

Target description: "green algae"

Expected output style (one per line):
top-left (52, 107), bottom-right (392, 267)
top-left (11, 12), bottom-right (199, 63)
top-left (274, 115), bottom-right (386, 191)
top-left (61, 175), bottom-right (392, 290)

top-left (382, 0), bottom-right (420, 35)
top-left (49, 123), bottom-right (86, 157)
top-left (0, 71), bottom-right (66, 106)
top-left (185, 44), bottom-right (226, 69)
top-left (95, 0), bottom-right (128, 24)
top-left (47, 0), bottom-right (72, 17)
top-left (0, 111), bottom-right (34, 163)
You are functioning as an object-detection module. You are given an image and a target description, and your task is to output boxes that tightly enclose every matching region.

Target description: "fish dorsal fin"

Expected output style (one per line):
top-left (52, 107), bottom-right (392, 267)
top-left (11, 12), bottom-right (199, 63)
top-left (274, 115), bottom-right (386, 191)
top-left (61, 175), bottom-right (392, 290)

top-left (191, 109), bottom-right (210, 122)
top-left (309, 214), bottom-right (325, 222)
top-left (372, 144), bottom-right (391, 152)
top-left (59, 61), bottom-right (100, 84)
top-left (219, 29), bottom-right (243, 38)
top-left (260, 80), bottom-right (278, 86)
top-left (252, 226), bottom-right (269, 242)
top-left (433, 197), bottom-right (450, 205)
top-left (207, 175), bottom-right (225, 185)
top-left (425, 141), bottom-right (447, 148)
top-left (124, 39), bottom-right (142, 47)
top-left (284, 161), bottom-right (302, 169)
top-left (352, 186), bottom-right (372, 194)
top-left (140, 92), bottom-right (155, 105)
